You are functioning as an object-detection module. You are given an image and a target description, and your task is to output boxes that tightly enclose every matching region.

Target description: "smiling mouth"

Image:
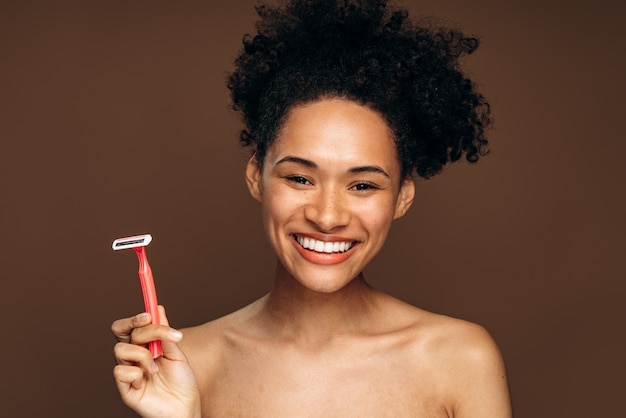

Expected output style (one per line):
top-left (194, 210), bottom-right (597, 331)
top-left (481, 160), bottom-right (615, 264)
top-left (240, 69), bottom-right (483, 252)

top-left (293, 235), bottom-right (356, 254)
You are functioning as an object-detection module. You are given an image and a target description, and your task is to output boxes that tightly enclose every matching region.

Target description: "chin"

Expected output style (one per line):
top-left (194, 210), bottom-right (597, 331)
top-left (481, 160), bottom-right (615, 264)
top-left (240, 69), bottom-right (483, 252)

top-left (290, 268), bottom-right (362, 294)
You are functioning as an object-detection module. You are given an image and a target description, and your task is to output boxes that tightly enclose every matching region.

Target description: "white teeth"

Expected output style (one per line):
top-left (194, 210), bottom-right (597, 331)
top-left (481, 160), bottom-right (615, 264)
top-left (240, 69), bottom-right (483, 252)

top-left (295, 235), bottom-right (354, 253)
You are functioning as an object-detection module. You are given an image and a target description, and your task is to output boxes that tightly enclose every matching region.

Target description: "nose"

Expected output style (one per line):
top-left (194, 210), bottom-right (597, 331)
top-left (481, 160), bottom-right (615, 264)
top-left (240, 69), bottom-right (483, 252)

top-left (304, 186), bottom-right (351, 232)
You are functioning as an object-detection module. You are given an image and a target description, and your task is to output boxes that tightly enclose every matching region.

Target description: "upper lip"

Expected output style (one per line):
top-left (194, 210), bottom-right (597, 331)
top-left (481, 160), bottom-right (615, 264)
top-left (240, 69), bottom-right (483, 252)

top-left (291, 233), bottom-right (357, 243)
top-left (292, 234), bottom-right (357, 253)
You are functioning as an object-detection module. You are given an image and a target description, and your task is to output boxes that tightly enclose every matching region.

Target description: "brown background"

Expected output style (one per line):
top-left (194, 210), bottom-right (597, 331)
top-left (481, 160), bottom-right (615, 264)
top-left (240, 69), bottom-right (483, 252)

top-left (1, 0), bottom-right (624, 417)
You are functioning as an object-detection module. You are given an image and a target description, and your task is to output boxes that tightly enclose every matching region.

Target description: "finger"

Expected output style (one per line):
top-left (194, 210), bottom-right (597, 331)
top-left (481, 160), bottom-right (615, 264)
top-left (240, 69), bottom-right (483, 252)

top-left (111, 312), bottom-right (152, 343)
top-left (130, 321), bottom-right (183, 346)
top-left (123, 306), bottom-right (172, 344)
top-left (113, 364), bottom-right (146, 391)
top-left (158, 305), bottom-right (169, 326)
top-left (156, 305), bottom-right (187, 362)
top-left (114, 342), bottom-right (159, 374)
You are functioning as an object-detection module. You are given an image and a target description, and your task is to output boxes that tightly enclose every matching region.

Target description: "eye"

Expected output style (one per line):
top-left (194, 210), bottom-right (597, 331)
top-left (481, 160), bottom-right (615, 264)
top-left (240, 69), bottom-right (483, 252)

top-left (286, 175), bottom-right (312, 186)
top-left (350, 182), bottom-right (379, 192)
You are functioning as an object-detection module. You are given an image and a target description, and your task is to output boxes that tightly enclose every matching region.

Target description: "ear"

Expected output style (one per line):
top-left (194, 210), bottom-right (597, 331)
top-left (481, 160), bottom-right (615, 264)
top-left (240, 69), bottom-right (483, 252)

top-left (393, 177), bottom-right (415, 219)
top-left (245, 154), bottom-right (263, 202)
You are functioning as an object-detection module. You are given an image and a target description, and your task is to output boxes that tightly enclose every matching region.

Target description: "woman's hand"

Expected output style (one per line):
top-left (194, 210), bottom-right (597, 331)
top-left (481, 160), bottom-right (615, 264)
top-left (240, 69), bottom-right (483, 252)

top-left (112, 306), bottom-right (201, 418)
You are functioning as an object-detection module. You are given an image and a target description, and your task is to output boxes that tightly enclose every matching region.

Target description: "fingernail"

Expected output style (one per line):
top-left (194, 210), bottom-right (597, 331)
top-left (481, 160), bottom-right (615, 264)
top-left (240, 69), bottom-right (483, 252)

top-left (136, 313), bottom-right (150, 322)
top-left (151, 361), bottom-right (159, 373)
top-left (169, 329), bottom-right (183, 340)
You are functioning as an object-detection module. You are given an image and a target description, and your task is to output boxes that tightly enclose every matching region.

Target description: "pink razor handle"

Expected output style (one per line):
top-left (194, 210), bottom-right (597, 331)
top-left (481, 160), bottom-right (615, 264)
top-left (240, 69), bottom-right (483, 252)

top-left (133, 246), bottom-right (162, 358)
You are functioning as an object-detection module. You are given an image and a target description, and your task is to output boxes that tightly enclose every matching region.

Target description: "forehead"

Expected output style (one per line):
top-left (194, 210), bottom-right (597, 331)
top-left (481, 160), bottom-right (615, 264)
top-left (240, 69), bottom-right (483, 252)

top-left (268, 99), bottom-right (400, 172)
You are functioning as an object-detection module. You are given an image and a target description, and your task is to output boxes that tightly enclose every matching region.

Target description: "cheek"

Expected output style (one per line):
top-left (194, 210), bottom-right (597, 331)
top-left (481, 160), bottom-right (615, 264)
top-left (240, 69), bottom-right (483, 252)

top-left (356, 197), bottom-right (397, 223)
top-left (261, 189), bottom-right (303, 227)
top-left (353, 199), bottom-right (397, 239)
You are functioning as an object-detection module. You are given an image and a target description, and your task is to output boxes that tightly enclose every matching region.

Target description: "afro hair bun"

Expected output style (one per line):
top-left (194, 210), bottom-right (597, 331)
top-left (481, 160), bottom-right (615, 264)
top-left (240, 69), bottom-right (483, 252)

top-left (228, 0), bottom-right (491, 179)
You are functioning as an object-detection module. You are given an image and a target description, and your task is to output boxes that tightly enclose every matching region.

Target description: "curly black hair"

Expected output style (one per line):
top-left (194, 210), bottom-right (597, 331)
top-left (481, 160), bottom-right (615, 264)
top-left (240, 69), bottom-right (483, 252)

top-left (228, 0), bottom-right (491, 179)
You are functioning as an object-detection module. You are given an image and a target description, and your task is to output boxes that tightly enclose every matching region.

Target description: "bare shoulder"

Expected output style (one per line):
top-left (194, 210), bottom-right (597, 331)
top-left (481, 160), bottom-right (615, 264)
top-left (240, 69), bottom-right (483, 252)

top-left (418, 310), bottom-right (503, 364)
top-left (406, 306), bottom-right (511, 417)
top-left (378, 293), bottom-right (500, 354)
top-left (380, 295), bottom-right (512, 417)
top-left (177, 296), bottom-right (268, 386)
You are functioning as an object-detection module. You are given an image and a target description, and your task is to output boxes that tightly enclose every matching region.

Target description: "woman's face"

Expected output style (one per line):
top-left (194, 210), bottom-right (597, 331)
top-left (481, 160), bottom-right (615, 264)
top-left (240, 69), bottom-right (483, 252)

top-left (246, 98), bottom-right (414, 293)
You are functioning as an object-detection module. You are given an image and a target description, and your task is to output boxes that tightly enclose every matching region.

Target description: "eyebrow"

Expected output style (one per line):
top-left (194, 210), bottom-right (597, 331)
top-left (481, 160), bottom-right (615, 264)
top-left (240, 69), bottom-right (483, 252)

top-left (349, 165), bottom-right (390, 178)
top-left (275, 156), bottom-right (317, 168)
top-left (275, 155), bottom-right (390, 178)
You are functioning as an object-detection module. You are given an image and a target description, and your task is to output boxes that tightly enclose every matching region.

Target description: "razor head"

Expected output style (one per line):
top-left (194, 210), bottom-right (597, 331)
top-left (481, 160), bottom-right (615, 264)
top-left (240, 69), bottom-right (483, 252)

top-left (112, 234), bottom-right (152, 250)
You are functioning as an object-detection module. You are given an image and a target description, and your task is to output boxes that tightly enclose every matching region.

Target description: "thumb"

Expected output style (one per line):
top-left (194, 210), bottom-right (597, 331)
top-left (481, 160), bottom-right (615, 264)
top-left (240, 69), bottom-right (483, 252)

top-left (157, 304), bottom-right (171, 327)
top-left (156, 305), bottom-right (187, 362)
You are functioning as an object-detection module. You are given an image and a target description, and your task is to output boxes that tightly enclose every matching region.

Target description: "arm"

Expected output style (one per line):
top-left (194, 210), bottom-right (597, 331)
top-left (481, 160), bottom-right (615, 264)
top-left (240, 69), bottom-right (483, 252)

top-left (112, 306), bottom-right (202, 418)
top-left (450, 325), bottom-right (512, 418)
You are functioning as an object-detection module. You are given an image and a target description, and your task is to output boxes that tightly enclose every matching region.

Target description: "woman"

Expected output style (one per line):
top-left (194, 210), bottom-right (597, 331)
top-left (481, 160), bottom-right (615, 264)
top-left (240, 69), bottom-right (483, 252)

top-left (112, 1), bottom-right (512, 416)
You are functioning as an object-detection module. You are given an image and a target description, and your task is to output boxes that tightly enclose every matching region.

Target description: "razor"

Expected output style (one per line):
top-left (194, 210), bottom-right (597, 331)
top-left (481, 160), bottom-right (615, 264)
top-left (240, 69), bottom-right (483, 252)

top-left (112, 234), bottom-right (162, 358)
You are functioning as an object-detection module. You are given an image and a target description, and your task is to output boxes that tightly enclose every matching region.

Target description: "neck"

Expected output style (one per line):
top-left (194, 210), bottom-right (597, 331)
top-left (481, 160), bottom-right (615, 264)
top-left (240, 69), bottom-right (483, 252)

top-left (260, 260), bottom-right (381, 344)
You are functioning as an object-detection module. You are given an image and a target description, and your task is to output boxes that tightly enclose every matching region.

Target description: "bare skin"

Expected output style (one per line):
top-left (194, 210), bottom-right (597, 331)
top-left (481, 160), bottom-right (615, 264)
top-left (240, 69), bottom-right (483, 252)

top-left (112, 99), bottom-right (512, 417)
top-left (182, 276), bottom-right (511, 417)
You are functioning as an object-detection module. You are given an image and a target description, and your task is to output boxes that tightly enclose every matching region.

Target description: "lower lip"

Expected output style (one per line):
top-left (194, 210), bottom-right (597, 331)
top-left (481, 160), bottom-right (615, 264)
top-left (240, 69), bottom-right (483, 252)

top-left (291, 237), bottom-right (356, 265)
